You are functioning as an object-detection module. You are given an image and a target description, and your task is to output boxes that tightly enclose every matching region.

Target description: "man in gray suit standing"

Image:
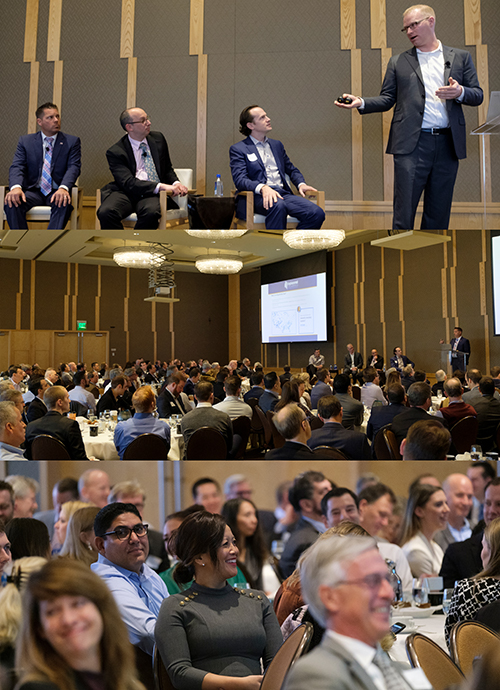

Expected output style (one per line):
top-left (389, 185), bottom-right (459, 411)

top-left (284, 535), bottom-right (433, 690)
top-left (336, 4), bottom-right (482, 230)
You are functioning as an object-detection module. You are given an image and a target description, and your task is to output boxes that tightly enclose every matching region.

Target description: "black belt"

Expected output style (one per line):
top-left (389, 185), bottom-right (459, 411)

top-left (421, 127), bottom-right (451, 135)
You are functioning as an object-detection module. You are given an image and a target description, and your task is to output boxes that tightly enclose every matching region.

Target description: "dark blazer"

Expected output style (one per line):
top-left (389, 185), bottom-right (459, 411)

top-left (389, 354), bottom-right (414, 372)
top-left (180, 405), bottom-right (233, 457)
top-left (367, 355), bottom-right (384, 370)
top-left (471, 395), bottom-right (500, 451)
top-left (279, 517), bottom-right (320, 578)
top-left (308, 422), bottom-right (371, 459)
top-left (26, 396), bottom-right (47, 423)
top-left (157, 388), bottom-right (187, 418)
top-left (24, 410), bottom-right (88, 460)
top-left (343, 352), bottom-right (363, 374)
top-left (390, 407), bottom-right (431, 445)
top-left (96, 389), bottom-right (124, 417)
top-left (366, 403), bottom-right (408, 441)
top-left (361, 46), bottom-right (483, 159)
top-left (310, 381), bottom-right (332, 409)
top-left (244, 386), bottom-right (264, 403)
top-left (266, 441), bottom-right (316, 460)
top-left (439, 531), bottom-right (483, 589)
top-left (450, 336), bottom-right (471, 357)
top-left (258, 390), bottom-right (280, 413)
top-left (229, 136), bottom-right (306, 218)
top-left (9, 131), bottom-right (81, 191)
top-left (102, 131), bottom-right (179, 204)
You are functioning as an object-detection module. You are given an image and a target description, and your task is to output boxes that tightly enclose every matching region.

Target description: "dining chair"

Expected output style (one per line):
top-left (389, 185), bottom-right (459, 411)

top-left (373, 425), bottom-right (401, 459)
top-left (406, 632), bottom-right (464, 690)
top-left (312, 445), bottom-right (349, 459)
top-left (253, 405), bottom-right (273, 449)
top-left (449, 416), bottom-right (479, 454)
top-left (351, 386), bottom-right (361, 401)
top-left (123, 433), bottom-right (169, 460)
top-left (231, 415), bottom-right (252, 459)
top-left (31, 434), bottom-right (71, 460)
top-left (185, 426), bottom-right (228, 459)
top-left (1, 182), bottom-right (83, 229)
top-left (267, 410), bottom-right (286, 449)
top-left (133, 644), bottom-right (155, 690)
top-left (449, 620), bottom-right (500, 676)
top-left (259, 622), bottom-right (313, 690)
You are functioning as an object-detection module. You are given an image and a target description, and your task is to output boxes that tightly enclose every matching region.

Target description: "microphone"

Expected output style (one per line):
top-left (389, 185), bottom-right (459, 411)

top-left (444, 61), bottom-right (451, 68)
top-left (142, 150), bottom-right (148, 158)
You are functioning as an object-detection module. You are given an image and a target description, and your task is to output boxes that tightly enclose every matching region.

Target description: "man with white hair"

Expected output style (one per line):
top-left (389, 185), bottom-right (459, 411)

top-left (434, 473), bottom-right (473, 552)
top-left (4, 475), bottom-right (39, 517)
top-left (0, 401), bottom-right (26, 459)
top-left (284, 535), bottom-right (431, 690)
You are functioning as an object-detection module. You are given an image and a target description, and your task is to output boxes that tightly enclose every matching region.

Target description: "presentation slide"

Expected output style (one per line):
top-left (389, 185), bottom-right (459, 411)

top-left (261, 273), bottom-right (327, 343)
top-left (492, 235), bottom-right (500, 335)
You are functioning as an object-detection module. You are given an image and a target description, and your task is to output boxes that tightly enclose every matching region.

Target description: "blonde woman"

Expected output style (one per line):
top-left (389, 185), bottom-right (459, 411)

top-left (53, 501), bottom-right (90, 551)
top-left (59, 506), bottom-right (100, 567)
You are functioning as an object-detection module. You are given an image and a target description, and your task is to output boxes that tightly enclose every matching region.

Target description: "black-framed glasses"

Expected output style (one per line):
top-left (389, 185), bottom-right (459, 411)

top-left (129, 117), bottom-right (150, 125)
top-left (102, 523), bottom-right (149, 540)
top-left (339, 572), bottom-right (398, 591)
top-left (401, 17), bottom-right (429, 33)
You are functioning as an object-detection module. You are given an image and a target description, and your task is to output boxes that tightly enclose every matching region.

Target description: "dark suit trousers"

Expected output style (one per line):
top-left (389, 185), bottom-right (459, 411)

top-left (252, 188), bottom-right (325, 230)
top-left (393, 130), bottom-right (459, 230)
top-left (5, 188), bottom-right (73, 230)
top-left (97, 189), bottom-right (178, 229)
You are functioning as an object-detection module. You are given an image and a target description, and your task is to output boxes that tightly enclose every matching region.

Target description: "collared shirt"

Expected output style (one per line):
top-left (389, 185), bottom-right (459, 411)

top-left (309, 353), bottom-right (325, 367)
top-left (249, 135), bottom-right (283, 193)
top-left (113, 412), bottom-right (171, 460)
top-left (213, 395), bottom-right (252, 420)
top-left (361, 382), bottom-right (388, 410)
top-left (448, 517), bottom-right (472, 542)
top-left (91, 554), bottom-right (168, 654)
top-left (128, 135), bottom-right (163, 195)
top-left (69, 385), bottom-right (97, 413)
top-left (9, 378), bottom-right (21, 392)
top-left (326, 631), bottom-right (387, 690)
top-left (0, 442), bottom-right (26, 460)
top-left (301, 514), bottom-right (326, 534)
top-left (417, 41), bottom-right (463, 129)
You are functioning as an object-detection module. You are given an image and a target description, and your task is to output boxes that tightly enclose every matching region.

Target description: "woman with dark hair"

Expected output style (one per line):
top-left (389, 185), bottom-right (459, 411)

top-left (274, 380), bottom-right (311, 418)
top-left (444, 517), bottom-right (500, 647)
top-left (400, 484), bottom-right (450, 577)
top-left (5, 518), bottom-right (51, 561)
top-left (155, 511), bottom-right (282, 690)
top-left (221, 498), bottom-right (268, 590)
top-left (15, 559), bottom-right (145, 690)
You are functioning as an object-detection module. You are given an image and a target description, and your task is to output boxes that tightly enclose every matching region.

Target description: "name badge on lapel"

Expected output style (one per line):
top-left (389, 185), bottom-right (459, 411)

top-left (247, 153), bottom-right (258, 162)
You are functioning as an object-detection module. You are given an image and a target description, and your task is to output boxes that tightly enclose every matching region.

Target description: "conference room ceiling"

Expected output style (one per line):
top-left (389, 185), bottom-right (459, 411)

top-left (0, 228), bottom-right (386, 272)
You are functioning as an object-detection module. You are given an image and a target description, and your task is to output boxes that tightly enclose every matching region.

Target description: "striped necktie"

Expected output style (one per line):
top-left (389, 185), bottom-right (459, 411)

top-left (373, 645), bottom-right (411, 690)
top-left (139, 142), bottom-right (160, 183)
top-left (40, 137), bottom-right (54, 196)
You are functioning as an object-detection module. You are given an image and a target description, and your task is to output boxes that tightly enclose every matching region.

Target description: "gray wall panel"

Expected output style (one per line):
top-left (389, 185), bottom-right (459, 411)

top-left (204, 0), bottom-right (235, 55)
top-left (135, 0), bottom-right (190, 58)
top-left (361, 50), bottom-right (384, 201)
top-left (35, 262), bottom-right (67, 331)
top-left (60, 0), bottom-right (122, 62)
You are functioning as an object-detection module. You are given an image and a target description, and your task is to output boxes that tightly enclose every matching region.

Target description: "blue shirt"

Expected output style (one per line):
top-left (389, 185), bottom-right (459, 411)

top-left (0, 442), bottom-right (26, 460)
top-left (113, 412), bottom-right (171, 460)
top-left (92, 554), bottom-right (168, 654)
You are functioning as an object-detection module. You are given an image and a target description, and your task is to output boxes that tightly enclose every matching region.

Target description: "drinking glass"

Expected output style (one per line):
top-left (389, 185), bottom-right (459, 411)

top-left (442, 588), bottom-right (454, 615)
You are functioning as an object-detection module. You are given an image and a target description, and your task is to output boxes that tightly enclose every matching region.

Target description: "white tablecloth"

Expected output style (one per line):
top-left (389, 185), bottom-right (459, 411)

top-left (79, 419), bottom-right (184, 460)
top-left (390, 612), bottom-right (446, 664)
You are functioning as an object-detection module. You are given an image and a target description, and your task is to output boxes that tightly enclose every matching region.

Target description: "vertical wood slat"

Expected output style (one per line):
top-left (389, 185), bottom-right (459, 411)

top-left (53, 61), bottom-right (63, 109)
top-left (189, 0), bottom-right (204, 55)
top-left (28, 61), bottom-right (40, 134)
top-left (331, 252), bottom-right (336, 366)
top-left (47, 0), bottom-right (62, 61)
top-left (120, 0), bottom-right (135, 58)
top-left (475, 45), bottom-right (491, 204)
top-left (196, 53), bottom-right (208, 195)
top-left (450, 266), bottom-right (457, 318)
top-left (464, 0), bottom-right (482, 46)
top-left (63, 295), bottom-right (69, 330)
top-left (340, 0), bottom-right (356, 50)
top-left (151, 302), bottom-right (157, 362)
top-left (127, 57), bottom-right (137, 109)
top-left (228, 274), bottom-right (241, 358)
top-left (169, 302), bottom-right (175, 358)
top-left (351, 50), bottom-right (363, 200)
top-left (95, 265), bottom-right (101, 331)
top-left (30, 260), bottom-right (36, 331)
top-left (441, 268), bottom-right (448, 319)
top-left (380, 49), bottom-right (393, 200)
top-left (24, 0), bottom-right (39, 62)
top-left (370, 0), bottom-right (386, 49)
top-left (71, 295), bottom-right (77, 331)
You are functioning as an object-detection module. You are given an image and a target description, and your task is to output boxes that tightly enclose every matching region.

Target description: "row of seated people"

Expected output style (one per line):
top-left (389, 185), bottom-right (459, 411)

top-left (3, 102), bottom-right (325, 231)
top-left (2, 462), bottom-right (499, 690)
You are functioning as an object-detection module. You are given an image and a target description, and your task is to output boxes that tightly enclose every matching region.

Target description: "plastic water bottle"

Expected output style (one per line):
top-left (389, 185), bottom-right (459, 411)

top-left (214, 174), bottom-right (223, 196)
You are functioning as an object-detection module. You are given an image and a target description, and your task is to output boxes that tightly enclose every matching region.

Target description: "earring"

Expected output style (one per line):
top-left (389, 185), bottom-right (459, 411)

top-left (201, 563), bottom-right (205, 566)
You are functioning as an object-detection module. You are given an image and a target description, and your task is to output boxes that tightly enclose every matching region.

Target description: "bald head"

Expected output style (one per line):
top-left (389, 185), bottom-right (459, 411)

top-left (78, 469), bottom-right (111, 508)
top-left (442, 473), bottom-right (473, 526)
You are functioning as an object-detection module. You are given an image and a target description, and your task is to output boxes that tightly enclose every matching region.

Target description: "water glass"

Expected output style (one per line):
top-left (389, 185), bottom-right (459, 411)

top-left (442, 588), bottom-right (454, 615)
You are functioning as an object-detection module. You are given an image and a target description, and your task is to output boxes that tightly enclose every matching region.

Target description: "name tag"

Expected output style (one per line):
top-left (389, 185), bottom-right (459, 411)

top-left (402, 668), bottom-right (433, 689)
top-left (247, 153), bottom-right (258, 162)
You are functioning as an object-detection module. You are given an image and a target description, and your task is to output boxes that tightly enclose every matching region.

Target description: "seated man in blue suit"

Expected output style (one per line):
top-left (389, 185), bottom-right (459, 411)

top-left (4, 102), bottom-right (81, 230)
top-left (230, 105), bottom-right (325, 230)
top-left (308, 395), bottom-right (371, 459)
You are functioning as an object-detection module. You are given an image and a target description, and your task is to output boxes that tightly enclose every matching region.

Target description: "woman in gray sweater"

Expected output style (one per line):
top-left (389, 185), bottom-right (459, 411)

top-left (155, 511), bottom-right (282, 690)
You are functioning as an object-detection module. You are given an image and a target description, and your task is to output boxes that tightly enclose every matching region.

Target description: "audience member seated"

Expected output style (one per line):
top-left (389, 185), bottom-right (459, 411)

top-left (213, 375), bottom-right (252, 420)
top-left (274, 380), bottom-right (312, 420)
top-left (183, 366), bottom-right (201, 398)
top-left (431, 369), bottom-right (447, 396)
top-left (279, 365), bottom-right (292, 387)
top-left (0, 520), bottom-right (12, 577)
top-left (400, 419), bottom-right (451, 460)
top-left (463, 369), bottom-right (491, 404)
top-left (223, 474), bottom-right (278, 550)
top-left (4, 476), bottom-right (39, 519)
top-left (155, 511), bottom-right (282, 690)
top-left (157, 372), bottom-right (189, 417)
top-left (91, 502), bottom-right (169, 655)
top-left (0, 388), bottom-right (24, 415)
top-left (390, 346), bottom-right (414, 373)
top-left (25, 378), bottom-right (50, 422)
top-left (181, 381), bottom-right (233, 458)
top-left (0, 402), bottom-right (26, 460)
top-left (265, 404), bottom-right (316, 459)
top-left (279, 471), bottom-right (333, 578)
top-left (360, 367), bottom-right (387, 410)
top-left (58, 505), bottom-right (100, 566)
top-left (331, 373), bottom-right (363, 428)
top-left (366, 383), bottom-right (406, 444)
top-left (400, 364), bottom-right (416, 391)
top-left (243, 372), bottom-right (265, 403)
top-left (491, 366), bottom-right (500, 389)
top-left (68, 370), bottom-right (97, 414)
top-left (293, 372), bottom-right (313, 409)
top-left (191, 477), bottom-right (224, 514)
top-left (24, 386), bottom-right (88, 459)
top-left (321, 487), bottom-right (360, 529)
top-left (144, 362), bottom-right (160, 385)
top-left (434, 473), bottom-right (473, 552)
top-left (213, 367), bottom-right (229, 401)
top-left (258, 372), bottom-right (281, 413)
top-left (438, 377), bottom-right (477, 427)
top-left (53, 499), bottom-right (90, 553)
top-left (310, 368), bottom-right (332, 410)
top-left (444, 517), bottom-right (500, 648)
top-left (470, 376), bottom-right (500, 451)
top-left (343, 343), bottom-right (363, 385)
top-left (96, 375), bottom-right (129, 417)
top-left (113, 385), bottom-right (170, 460)
top-left (79, 469), bottom-right (111, 508)
top-left (308, 395), bottom-right (371, 459)
top-left (16, 559), bottom-right (145, 690)
top-left (401, 483), bottom-right (450, 577)
top-left (381, 368), bottom-right (401, 393)
top-left (390, 382), bottom-right (433, 446)
top-left (468, 461), bottom-right (496, 525)
top-left (5, 517), bottom-right (51, 560)
top-left (222, 497), bottom-right (269, 590)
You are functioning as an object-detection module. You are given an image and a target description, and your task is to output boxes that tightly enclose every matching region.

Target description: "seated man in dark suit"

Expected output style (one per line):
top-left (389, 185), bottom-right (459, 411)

top-left (310, 368), bottom-right (332, 409)
top-left (157, 372), bottom-right (189, 418)
top-left (24, 385), bottom-right (88, 459)
top-left (366, 383), bottom-right (407, 442)
top-left (279, 470), bottom-right (333, 577)
top-left (390, 381), bottom-right (433, 446)
top-left (180, 381), bottom-right (233, 458)
top-left (332, 373), bottom-right (364, 429)
top-left (26, 377), bottom-right (50, 423)
top-left (266, 404), bottom-right (316, 460)
top-left (230, 105), bottom-right (325, 230)
top-left (258, 372), bottom-right (281, 413)
top-left (243, 372), bottom-right (265, 403)
top-left (97, 107), bottom-right (188, 229)
top-left (390, 346), bottom-right (414, 373)
top-left (470, 376), bottom-right (500, 452)
top-left (279, 365), bottom-right (292, 387)
top-left (343, 343), bottom-right (363, 385)
top-left (308, 395), bottom-right (371, 459)
top-left (400, 364), bottom-right (415, 391)
top-left (183, 367), bottom-right (201, 399)
top-left (4, 102), bottom-right (81, 230)
top-left (96, 375), bottom-right (130, 417)
top-left (143, 363), bottom-right (160, 385)
top-left (367, 348), bottom-right (384, 371)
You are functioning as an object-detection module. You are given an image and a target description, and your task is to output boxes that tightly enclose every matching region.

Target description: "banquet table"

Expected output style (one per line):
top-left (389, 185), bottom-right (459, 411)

top-left (79, 418), bottom-right (184, 460)
top-left (389, 610), bottom-right (446, 665)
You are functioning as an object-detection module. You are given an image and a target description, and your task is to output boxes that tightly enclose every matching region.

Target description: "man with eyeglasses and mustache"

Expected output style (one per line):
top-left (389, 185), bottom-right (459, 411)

top-left (336, 4), bottom-right (482, 232)
top-left (92, 503), bottom-right (168, 655)
top-left (97, 107), bottom-right (188, 229)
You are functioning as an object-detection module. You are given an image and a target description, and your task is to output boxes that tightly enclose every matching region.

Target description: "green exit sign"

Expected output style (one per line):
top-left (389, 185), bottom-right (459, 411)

top-left (77, 321), bottom-right (87, 331)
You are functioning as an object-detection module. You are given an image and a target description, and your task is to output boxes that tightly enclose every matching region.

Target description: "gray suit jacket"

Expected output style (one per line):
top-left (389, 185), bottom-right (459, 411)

top-left (433, 525), bottom-right (455, 552)
top-left (180, 405), bottom-right (233, 457)
top-left (284, 635), bottom-right (409, 690)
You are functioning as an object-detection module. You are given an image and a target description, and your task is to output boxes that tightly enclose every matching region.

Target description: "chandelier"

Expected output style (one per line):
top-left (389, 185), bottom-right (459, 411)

top-left (113, 246), bottom-right (166, 268)
top-left (195, 255), bottom-right (243, 274)
top-left (282, 229), bottom-right (345, 250)
top-left (185, 229), bottom-right (247, 239)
